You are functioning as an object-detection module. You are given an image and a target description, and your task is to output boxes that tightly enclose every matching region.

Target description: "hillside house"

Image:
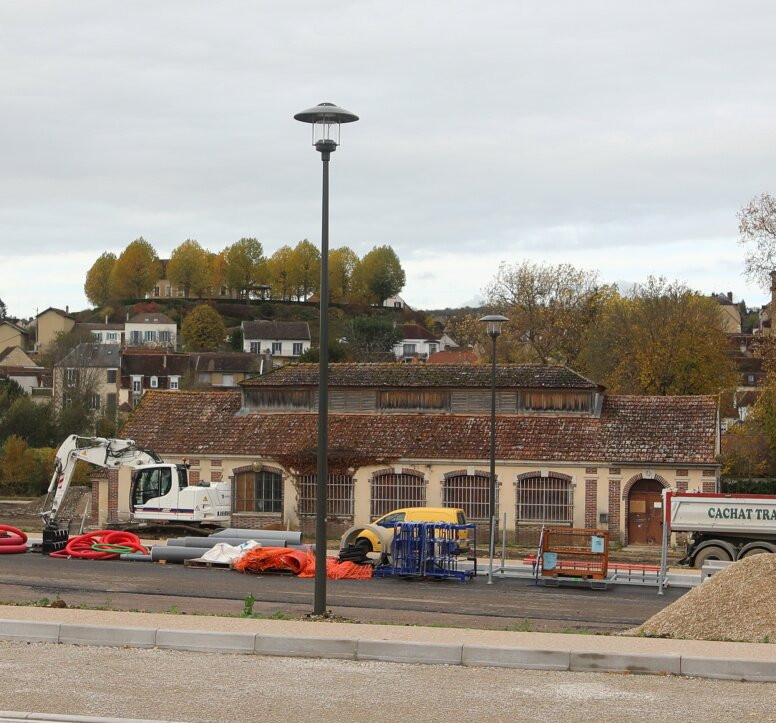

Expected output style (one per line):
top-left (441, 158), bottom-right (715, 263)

top-left (112, 362), bottom-right (719, 545)
top-left (393, 323), bottom-right (455, 361)
top-left (0, 320), bottom-right (30, 353)
top-left (242, 320), bottom-right (311, 362)
top-left (53, 343), bottom-right (121, 414)
top-left (125, 312), bottom-right (177, 349)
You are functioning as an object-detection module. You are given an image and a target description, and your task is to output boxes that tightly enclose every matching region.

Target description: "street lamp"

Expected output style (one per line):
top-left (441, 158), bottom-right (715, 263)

top-left (295, 102), bottom-right (359, 616)
top-left (479, 314), bottom-right (508, 584)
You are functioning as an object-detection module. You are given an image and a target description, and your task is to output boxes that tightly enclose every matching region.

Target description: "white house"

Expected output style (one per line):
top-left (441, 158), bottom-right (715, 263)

top-left (125, 313), bottom-right (177, 349)
top-left (382, 294), bottom-right (409, 310)
top-left (242, 320), bottom-right (311, 361)
top-left (393, 323), bottom-right (445, 361)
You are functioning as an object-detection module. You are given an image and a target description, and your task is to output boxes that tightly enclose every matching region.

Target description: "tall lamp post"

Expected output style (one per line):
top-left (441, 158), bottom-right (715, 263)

top-left (295, 102), bottom-right (358, 616)
top-left (479, 314), bottom-right (508, 584)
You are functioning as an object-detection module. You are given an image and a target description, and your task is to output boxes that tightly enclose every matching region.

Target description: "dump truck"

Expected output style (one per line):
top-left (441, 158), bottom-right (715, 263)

top-left (667, 492), bottom-right (776, 567)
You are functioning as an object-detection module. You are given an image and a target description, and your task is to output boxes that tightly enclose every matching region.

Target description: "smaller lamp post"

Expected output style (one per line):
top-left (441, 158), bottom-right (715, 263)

top-left (479, 314), bottom-right (508, 584)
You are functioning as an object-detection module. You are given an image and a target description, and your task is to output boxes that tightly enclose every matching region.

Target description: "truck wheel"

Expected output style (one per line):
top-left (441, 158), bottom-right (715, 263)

top-left (738, 546), bottom-right (775, 559)
top-left (693, 545), bottom-right (732, 568)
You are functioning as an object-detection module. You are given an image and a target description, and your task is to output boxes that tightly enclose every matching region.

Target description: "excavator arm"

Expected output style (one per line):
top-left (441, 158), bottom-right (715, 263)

top-left (42, 435), bottom-right (162, 527)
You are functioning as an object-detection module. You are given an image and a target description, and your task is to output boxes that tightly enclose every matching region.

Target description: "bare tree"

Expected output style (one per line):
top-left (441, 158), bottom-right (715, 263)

top-left (738, 192), bottom-right (776, 290)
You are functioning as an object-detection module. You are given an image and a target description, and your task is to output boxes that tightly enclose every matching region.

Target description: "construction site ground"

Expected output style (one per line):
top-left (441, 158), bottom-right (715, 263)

top-left (0, 550), bottom-right (685, 632)
top-left (1, 606), bottom-right (775, 722)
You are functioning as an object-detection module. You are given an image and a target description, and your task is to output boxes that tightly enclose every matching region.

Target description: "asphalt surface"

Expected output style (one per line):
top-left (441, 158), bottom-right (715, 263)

top-left (0, 553), bottom-right (683, 631)
top-left (2, 640), bottom-right (774, 723)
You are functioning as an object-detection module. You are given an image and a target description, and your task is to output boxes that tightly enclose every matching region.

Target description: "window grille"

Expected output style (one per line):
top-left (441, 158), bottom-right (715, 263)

top-left (516, 476), bottom-right (573, 523)
top-left (442, 473), bottom-right (496, 521)
top-left (292, 342), bottom-right (303, 356)
top-left (296, 474), bottom-right (354, 518)
top-left (169, 376), bottom-right (179, 390)
top-left (370, 470), bottom-right (426, 519)
top-left (234, 469), bottom-right (283, 513)
top-left (272, 341), bottom-right (282, 354)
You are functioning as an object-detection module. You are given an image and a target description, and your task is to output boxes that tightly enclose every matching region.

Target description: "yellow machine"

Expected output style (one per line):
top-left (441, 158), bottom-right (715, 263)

top-left (355, 507), bottom-right (469, 553)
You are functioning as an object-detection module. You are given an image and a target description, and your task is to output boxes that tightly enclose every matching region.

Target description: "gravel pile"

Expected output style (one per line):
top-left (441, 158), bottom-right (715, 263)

top-left (632, 553), bottom-right (776, 643)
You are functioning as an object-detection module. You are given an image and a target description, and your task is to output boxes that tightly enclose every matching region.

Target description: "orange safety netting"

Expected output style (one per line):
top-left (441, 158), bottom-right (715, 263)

top-left (234, 546), bottom-right (373, 580)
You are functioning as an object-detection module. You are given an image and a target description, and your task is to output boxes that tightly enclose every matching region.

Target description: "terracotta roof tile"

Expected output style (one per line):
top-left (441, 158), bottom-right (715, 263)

top-left (122, 391), bottom-right (717, 465)
top-left (241, 363), bottom-right (600, 390)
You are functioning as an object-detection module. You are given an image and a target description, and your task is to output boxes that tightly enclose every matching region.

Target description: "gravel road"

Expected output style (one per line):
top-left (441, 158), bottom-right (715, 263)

top-left (1, 641), bottom-right (774, 723)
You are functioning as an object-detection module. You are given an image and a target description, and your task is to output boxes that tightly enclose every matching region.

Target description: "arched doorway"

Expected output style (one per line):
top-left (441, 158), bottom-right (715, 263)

top-left (627, 479), bottom-right (664, 545)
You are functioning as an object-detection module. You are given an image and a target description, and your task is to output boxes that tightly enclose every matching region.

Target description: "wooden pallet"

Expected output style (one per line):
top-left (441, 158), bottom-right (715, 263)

top-left (184, 558), bottom-right (233, 570)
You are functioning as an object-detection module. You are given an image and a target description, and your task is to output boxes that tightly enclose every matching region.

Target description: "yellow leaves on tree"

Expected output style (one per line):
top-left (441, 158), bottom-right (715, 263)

top-left (180, 304), bottom-right (226, 351)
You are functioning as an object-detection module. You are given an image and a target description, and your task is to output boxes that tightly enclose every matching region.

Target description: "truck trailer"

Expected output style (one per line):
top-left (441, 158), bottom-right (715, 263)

top-left (667, 492), bottom-right (776, 567)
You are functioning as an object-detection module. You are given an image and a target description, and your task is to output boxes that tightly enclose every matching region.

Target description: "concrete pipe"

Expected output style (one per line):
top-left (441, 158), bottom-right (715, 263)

top-left (339, 524), bottom-right (392, 566)
top-left (168, 536), bottom-right (287, 548)
top-left (212, 529), bottom-right (303, 545)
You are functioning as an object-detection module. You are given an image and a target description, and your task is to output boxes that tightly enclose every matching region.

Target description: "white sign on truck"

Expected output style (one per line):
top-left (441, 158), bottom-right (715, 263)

top-left (671, 495), bottom-right (776, 534)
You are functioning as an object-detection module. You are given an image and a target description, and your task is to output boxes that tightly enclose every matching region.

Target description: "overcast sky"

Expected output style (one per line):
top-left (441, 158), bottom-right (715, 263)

top-left (1, 1), bottom-right (774, 318)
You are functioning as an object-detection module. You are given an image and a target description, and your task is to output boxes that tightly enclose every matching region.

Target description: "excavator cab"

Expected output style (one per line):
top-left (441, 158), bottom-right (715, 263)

top-left (132, 466), bottom-right (175, 508)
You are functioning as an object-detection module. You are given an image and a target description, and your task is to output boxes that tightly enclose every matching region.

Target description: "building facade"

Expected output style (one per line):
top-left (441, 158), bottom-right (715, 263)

top-left (112, 363), bottom-right (719, 544)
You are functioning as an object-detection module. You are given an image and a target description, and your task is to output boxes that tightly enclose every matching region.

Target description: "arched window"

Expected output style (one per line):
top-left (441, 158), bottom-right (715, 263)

top-left (442, 471), bottom-right (495, 521)
top-left (516, 473), bottom-right (573, 523)
top-left (370, 469), bottom-right (426, 519)
top-left (296, 473), bottom-right (354, 518)
top-left (234, 468), bottom-right (283, 513)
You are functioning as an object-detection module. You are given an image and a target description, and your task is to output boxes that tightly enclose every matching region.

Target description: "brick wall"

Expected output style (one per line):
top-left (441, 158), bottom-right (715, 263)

top-left (608, 480), bottom-right (621, 543)
top-left (230, 513), bottom-right (283, 530)
top-left (584, 479), bottom-right (597, 529)
top-left (298, 517), bottom-right (353, 540)
top-left (107, 468), bottom-right (119, 524)
top-left (90, 470), bottom-right (107, 527)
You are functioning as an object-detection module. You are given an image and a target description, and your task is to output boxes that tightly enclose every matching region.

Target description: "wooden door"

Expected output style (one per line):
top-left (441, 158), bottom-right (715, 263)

top-left (627, 480), bottom-right (664, 545)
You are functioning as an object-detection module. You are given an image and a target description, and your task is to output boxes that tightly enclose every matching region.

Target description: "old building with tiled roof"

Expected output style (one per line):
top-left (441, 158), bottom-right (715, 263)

top-left (109, 362), bottom-right (720, 545)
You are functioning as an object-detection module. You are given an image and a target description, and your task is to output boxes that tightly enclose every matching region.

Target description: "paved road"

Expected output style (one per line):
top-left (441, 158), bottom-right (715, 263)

top-left (0, 553), bottom-right (682, 631)
top-left (1, 641), bottom-right (773, 723)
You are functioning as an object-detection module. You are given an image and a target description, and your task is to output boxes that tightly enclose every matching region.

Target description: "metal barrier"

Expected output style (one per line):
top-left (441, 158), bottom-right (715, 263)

top-left (540, 527), bottom-right (609, 581)
top-left (374, 521), bottom-right (476, 582)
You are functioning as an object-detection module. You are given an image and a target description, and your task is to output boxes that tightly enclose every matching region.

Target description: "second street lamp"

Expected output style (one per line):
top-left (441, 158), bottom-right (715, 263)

top-left (479, 314), bottom-right (508, 585)
top-left (294, 102), bottom-right (358, 616)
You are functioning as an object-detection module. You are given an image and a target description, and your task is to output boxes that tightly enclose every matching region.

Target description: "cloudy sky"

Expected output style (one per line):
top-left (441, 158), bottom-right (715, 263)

top-left (1, 1), bottom-right (774, 318)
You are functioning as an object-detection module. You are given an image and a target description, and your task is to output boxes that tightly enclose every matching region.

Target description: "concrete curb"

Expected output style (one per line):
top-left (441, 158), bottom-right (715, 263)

top-left (0, 713), bottom-right (179, 723)
top-left (1, 618), bottom-right (775, 682)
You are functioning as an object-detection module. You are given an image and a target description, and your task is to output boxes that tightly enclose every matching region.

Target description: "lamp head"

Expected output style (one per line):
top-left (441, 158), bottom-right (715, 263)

top-left (479, 314), bottom-right (509, 338)
top-left (294, 102), bottom-right (359, 150)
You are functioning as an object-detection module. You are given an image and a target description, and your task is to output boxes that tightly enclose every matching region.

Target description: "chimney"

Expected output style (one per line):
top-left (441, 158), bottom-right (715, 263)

top-left (727, 292), bottom-right (733, 302)
top-left (105, 314), bottom-right (108, 324)
top-left (65, 305), bottom-right (69, 314)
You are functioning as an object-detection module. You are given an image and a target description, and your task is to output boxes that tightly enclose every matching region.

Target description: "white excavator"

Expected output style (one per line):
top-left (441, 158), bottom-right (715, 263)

top-left (41, 435), bottom-right (231, 552)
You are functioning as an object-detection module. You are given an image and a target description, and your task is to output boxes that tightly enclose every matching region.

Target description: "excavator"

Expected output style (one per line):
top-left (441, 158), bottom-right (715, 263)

top-left (40, 435), bottom-right (231, 553)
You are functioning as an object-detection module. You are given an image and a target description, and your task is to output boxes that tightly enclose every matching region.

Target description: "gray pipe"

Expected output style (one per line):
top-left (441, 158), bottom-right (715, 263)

top-left (167, 536), bottom-right (288, 548)
top-left (212, 528), bottom-right (303, 545)
top-left (120, 553), bottom-right (152, 562)
top-left (150, 546), bottom-right (204, 563)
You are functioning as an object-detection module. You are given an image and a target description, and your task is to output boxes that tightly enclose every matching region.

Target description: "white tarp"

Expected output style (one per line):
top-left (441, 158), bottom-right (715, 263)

top-left (200, 540), bottom-right (261, 563)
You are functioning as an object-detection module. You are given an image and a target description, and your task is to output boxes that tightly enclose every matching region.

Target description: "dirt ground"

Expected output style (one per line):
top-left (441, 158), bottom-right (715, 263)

top-left (1, 641), bottom-right (773, 723)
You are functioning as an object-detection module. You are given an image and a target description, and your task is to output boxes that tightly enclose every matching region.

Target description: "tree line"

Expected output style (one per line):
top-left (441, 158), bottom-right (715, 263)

top-left (446, 261), bottom-right (737, 397)
top-left (84, 237), bottom-right (406, 307)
